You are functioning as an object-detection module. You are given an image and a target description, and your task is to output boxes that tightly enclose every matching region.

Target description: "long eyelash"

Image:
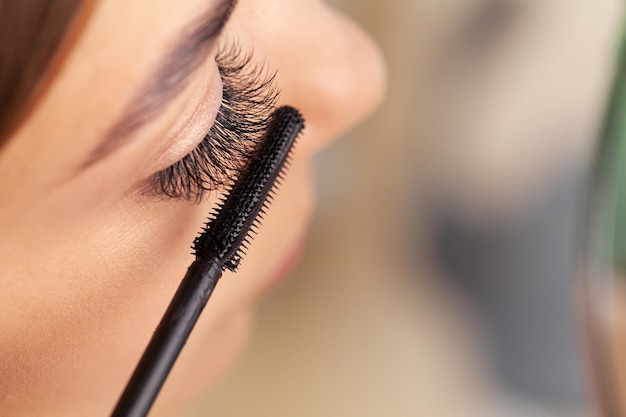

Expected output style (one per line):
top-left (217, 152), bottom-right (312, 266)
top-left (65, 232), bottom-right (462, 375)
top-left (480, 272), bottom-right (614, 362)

top-left (150, 43), bottom-right (279, 202)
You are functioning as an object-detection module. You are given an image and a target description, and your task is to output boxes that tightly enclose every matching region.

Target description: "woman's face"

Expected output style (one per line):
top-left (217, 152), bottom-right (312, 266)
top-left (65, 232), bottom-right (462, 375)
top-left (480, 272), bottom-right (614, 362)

top-left (0, 0), bottom-right (384, 415)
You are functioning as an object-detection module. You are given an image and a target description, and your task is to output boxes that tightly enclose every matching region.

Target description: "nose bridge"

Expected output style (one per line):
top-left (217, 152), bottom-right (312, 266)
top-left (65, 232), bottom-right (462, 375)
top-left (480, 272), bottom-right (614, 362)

top-left (269, 2), bottom-right (386, 153)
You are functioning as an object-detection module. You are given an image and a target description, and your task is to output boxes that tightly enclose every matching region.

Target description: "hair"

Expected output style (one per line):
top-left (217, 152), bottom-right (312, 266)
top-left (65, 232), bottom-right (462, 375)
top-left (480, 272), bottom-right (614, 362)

top-left (0, 0), bottom-right (86, 145)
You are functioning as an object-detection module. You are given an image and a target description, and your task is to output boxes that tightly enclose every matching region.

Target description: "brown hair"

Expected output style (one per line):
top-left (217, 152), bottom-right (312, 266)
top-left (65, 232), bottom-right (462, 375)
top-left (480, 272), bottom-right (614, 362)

top-left (0, 0), bottom-right (86, 145)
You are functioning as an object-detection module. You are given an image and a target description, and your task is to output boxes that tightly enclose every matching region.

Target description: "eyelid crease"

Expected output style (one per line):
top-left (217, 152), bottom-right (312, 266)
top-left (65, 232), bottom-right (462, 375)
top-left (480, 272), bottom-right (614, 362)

top-left (144, 64), bottom-right (224, 175)
top-left (81, 0), bottom-right (238, 168)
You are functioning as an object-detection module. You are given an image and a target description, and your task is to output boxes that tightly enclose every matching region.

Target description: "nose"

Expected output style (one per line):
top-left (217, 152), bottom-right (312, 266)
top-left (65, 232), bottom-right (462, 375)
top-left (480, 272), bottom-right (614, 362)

top-left (237, 0), bottom-right (387, 154)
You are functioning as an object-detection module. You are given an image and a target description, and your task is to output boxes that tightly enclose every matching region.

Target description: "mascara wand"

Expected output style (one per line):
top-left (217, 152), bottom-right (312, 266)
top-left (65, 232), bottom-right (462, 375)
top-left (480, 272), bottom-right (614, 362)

top-left (111, 106), bottom-right (304, 417)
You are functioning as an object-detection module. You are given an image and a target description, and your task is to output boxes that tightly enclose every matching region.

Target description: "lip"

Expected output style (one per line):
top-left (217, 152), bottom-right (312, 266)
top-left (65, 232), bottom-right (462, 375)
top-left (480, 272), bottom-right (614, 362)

top-left (260, 237), bottom-right (307, 294)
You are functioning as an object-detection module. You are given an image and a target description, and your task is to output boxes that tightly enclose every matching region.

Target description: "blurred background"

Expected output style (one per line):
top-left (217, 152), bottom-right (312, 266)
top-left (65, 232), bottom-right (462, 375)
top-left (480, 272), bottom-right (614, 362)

top-left (189, 0), bottom-right (624, 415)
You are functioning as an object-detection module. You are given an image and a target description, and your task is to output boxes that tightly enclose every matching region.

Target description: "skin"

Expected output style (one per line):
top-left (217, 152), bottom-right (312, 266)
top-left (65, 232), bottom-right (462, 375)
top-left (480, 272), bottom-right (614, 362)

top-left (0, 0), bottom-right (385, 416)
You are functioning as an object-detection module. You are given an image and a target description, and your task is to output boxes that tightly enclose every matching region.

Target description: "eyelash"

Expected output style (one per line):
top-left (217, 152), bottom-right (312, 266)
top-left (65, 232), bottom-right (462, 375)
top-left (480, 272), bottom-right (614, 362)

top-left (149, 43), bottom-right (279, 202)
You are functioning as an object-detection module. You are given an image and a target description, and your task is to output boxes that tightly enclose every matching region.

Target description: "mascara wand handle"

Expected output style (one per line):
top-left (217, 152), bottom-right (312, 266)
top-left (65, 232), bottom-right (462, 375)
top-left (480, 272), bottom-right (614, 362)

top-left (111, 258), bottom-right (223, 417)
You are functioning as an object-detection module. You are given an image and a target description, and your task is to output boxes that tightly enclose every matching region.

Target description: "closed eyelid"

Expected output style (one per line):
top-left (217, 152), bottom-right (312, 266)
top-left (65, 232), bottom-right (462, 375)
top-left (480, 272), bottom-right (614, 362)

top-left (81, 0), bottom-right (237, 168)
top-left (147, 46), bottom-right (279, 201)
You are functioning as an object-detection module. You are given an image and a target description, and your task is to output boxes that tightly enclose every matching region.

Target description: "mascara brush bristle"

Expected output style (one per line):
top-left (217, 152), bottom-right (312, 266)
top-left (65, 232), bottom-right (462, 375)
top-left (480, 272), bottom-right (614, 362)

top-left (192, 106), bottom-right (304, 271)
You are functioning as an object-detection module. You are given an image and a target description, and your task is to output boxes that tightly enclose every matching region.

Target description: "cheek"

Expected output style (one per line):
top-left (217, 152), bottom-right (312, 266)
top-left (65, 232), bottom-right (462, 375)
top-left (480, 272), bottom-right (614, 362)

top-left (0, 160), bottom-right (311, 417)
top-left (0, 122), bottom-right (316, 416)
top-left (0, 199), bottom-right (217, 415)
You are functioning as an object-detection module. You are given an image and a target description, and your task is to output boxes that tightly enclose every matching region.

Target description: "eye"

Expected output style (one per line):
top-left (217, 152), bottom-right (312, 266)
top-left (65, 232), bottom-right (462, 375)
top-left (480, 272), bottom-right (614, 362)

top-left (147, 44), bottom-right (279, 202)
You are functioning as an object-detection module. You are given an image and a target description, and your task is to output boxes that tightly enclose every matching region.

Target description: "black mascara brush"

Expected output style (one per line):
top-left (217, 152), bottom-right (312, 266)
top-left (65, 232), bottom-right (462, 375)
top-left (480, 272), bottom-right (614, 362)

top-left (111, 106), bottom-right (304, 417)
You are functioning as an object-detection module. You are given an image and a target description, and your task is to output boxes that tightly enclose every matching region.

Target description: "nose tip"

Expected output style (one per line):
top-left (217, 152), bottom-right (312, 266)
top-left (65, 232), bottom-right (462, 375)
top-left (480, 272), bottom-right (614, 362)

top-left (276, 5), bottom-right (387, 154)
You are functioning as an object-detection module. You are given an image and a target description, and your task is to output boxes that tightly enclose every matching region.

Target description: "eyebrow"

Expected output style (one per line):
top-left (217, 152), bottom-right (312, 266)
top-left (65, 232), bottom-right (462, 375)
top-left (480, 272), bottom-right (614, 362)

top-left (83, 0), bottom-right (236, 167)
